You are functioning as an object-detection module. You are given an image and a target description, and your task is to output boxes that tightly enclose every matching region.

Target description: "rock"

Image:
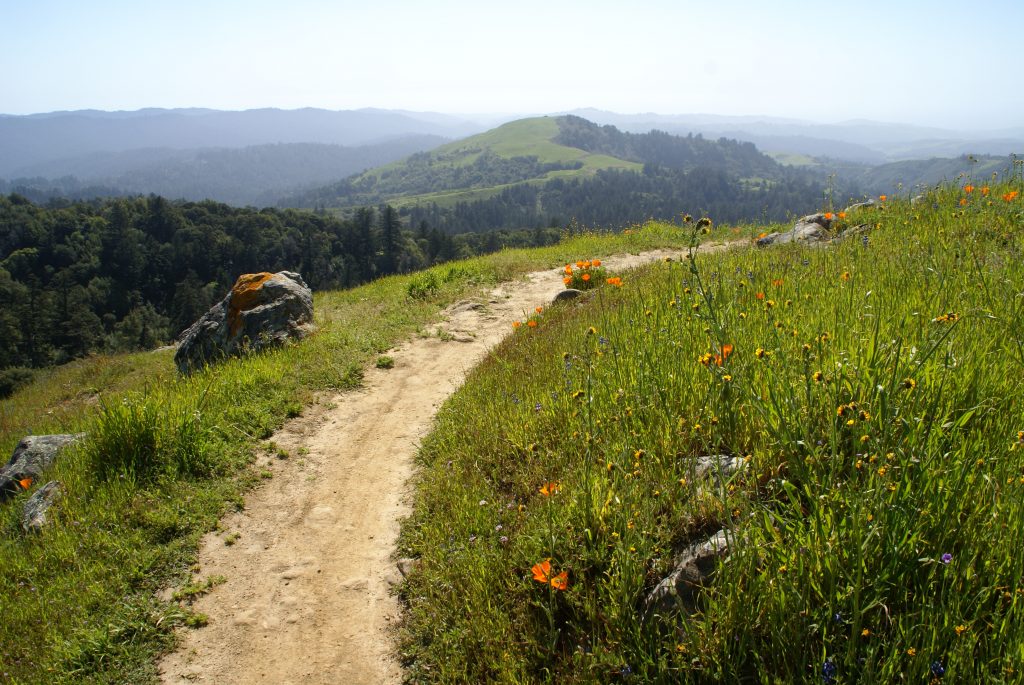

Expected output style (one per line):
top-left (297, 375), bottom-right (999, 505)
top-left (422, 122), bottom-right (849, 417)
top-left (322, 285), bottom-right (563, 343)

top-left (175, 271), bottom-right (314, 374)
top-left (447, 300), bottom-right (485, 315)
top-left (757, 214), bottom-right (833, 248)
top-left (844, 200), bottom-right (877, 212)
top-left (692, 454), bottom-right (746, 484)
top-left (643, 529), bottom-right (730, 618)
top-left (553, 289), bottom-right (584, 303)
top-left (396, 557), bottom-right (420, 579)
top-left (0, 434), bottom-right (83, 502)
top-left (21, 481), bottom-right (63, 533)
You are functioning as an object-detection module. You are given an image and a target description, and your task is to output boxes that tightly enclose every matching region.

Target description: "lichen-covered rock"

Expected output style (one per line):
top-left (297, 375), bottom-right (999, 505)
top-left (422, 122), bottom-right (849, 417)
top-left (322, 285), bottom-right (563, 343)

top-left (757, 213), bottom-right (833, 247)
top-left (21, 481), bottom-right (63, 533)
top-left (692, 454), bottom-right (747, 484)
top-left (175, 271), bottom-right (314, 374)
top-left (643, 529), bottom-right (730, 618)
top-left (0, 434), bottom-right (83, 503)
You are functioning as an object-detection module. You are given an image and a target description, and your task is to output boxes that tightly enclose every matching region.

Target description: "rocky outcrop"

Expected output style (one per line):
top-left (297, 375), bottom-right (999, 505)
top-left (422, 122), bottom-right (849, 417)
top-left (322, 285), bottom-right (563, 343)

top-left (0, 434), bottom-right (83, 502)
top-left (644, 529), bottom-right (731, 617)
top-left (21, 481), bottom-right (63, 533)
top-left (756, 213), bottom-right (833, 247)
top-left (175, 271), bottom-right (314, 374)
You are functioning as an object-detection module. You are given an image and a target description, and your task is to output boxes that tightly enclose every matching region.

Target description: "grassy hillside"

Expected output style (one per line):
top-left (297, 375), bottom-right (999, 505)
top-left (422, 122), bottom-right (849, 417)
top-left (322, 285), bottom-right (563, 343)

top-left (0, 222), bottom-right (699, 683)
top-left (398, 178), bottom-right (1024, 682)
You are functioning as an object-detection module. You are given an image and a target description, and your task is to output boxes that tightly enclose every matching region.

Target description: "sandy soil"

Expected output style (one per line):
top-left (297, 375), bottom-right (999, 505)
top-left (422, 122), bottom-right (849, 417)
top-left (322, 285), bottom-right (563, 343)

top-left (158, 247), bottom-right (717, 684)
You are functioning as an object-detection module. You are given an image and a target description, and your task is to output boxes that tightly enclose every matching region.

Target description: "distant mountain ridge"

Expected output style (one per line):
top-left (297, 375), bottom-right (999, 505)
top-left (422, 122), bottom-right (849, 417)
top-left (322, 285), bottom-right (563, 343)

top-left (0, 107), bottom-right (489, 177)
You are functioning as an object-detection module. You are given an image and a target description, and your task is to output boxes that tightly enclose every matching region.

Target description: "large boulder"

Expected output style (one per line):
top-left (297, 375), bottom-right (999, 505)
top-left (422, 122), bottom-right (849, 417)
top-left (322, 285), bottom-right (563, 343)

top-left (0, 434), bottom-right (83, 502)
top-left (175, 271), bottom-right (314, 374)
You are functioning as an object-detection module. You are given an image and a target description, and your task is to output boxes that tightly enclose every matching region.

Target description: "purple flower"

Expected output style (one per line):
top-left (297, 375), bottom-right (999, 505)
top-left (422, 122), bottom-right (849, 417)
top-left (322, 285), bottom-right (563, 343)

top-left (822, 658), bottom-right (837, 684)
top-left (941, 553), bottom-right (953, 564)
top-left (931, 660), bottom-right (945, 678)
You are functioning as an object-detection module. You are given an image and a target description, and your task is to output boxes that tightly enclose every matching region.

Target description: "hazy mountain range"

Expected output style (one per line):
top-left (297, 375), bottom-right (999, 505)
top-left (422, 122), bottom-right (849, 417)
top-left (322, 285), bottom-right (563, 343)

top-left (1, 107), bottom-right (1021, 207)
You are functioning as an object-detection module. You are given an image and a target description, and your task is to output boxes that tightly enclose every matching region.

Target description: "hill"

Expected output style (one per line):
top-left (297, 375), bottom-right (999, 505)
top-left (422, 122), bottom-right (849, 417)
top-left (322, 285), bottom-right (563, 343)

top-left (283, 116), bottom-right (831, 230)
top-left (0, 137), bottom-right (447, 206)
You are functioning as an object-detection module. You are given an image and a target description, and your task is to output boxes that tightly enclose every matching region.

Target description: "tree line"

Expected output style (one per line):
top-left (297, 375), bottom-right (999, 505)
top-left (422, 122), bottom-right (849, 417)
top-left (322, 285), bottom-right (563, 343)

top-left (0, 194), bottom-right (558, 380)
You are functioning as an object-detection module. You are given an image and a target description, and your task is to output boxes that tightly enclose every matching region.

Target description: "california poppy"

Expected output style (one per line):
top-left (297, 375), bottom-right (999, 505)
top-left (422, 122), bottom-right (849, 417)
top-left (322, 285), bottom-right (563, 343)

top-left (592, 259), bottom-right (602, 267)
top-left (964, 184), bottom-right (974, 194)
top-left (532, 559), bottom-right (552, 583)
top-left (539, 481), bottom-right (561, 496)
top-left (550, 571), bottom-right (569, 590)
top-left (772, 279), bottom-right (783, 287)
top-left (715, 344), bottom-right (734, 366)
top-left (879, 195), bottom-right (887, 202)
top-left (19, 477), bottom-right (32, 490)
top-left (824, 212), bottom-right (834, 220)
top-left (582, 273), bottom-right (591, 282)
top-left (756, 292), bottom-right (765, 300)
top-left (527, 320), bottom-right (538, 328)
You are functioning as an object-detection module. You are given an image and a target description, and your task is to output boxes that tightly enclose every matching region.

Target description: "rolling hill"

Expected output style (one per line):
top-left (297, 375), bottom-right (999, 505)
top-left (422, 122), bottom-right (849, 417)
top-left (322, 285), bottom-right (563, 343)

top-left (280, 115), bottom-right (824, 230)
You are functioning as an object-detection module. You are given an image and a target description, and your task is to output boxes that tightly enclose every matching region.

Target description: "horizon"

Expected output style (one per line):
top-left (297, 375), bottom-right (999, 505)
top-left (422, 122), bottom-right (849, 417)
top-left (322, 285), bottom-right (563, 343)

top-left (4, 0), bottom-right (1023, 131)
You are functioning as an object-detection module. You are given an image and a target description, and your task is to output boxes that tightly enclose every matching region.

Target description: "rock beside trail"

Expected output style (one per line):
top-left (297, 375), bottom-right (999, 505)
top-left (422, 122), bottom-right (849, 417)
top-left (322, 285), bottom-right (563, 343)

top-left (644, 529), bottom-right (730, 617)
top-left (175, 271), bottom-right (314, 374)
top-left (0, 434), bottom-right (83, 503)
top-left (21, 481), bottom-right (63, 533)
top-left (553, 288), bottom-right (584, 303)
top-left (692, 454), bottom-right (746, 484)
top-left (756, 213), bottom-right (833, 247)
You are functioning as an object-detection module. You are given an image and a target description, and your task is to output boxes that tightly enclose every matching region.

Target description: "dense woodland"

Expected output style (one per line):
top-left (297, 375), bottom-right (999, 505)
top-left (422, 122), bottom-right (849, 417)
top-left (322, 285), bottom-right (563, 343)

top-left (403, 165), bottom-right (826, 232)
top-left (0, 194), bottom-right (562, 383)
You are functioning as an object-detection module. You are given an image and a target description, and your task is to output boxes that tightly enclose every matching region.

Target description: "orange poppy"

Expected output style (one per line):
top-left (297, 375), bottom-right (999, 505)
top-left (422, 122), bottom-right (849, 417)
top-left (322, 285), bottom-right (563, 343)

top-left (512, 321), bottom-right (521, 329)
top-left (564, 264), bottom-right (573, 274)
top-left (715, 344), bottom-right (734, 366)
top-left (592, 259), bottom-right (602, 267)
top-left (981, 186), bottom-right (990, 196)
top-left (1004, 190), bottom-right (1020, 202)
top-left (550, 571), bottom-right (569, 591)
top-left (19, 477), bottom-right (32, 490)
top-left (964, 184), bottom-right (974, 193)
top-left (527, 320), bottom-right (538, 328)
top-left (539, 481), bottom-right (561, 496)
top-left (575, 260), bottom-right (585, 268)
top-left (959, 198), bottom-right (968, 206)
top-left (535, 306), bottom-right (543, 314)
top-left (879, 195), bottom-right (887, 202)
top-left (563, 276), bottom-right (572, 286)
top-left (756, 292), bottom-right (765, 300)
top-left (824, 212), bottom-right (834, 220)
top-left (532, 559), bottom-right (552, 583)
top-left (772, 279), bottom-right (783, 287)
top-left (582, 273), bottom-right (591, 282)
top-left (838, 211), bottom-right (847, 219)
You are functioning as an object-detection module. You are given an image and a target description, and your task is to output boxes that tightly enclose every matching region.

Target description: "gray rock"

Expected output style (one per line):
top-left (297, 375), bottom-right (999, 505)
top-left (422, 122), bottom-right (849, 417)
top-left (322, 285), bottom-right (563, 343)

top-left (396, 557), bottom-right (420, 579)
top-left (756, 220), bottom-right (831, 247)
top-left (692, 454), bottom-right (746, 484)
top-left (0, 434), bottom-right (83, 502)
top-left (175, 271), bottom-right (314, 374)
top-left (844, 200), bottom-right (877, 212)
top-left (644, 529), bottom-right (730, 617)
top-left (21, 481), bottom-right (63, 533)
top-left (447, 300), bottom-right (485, 315)
top-left (553, 289), bottom-right (584, 303)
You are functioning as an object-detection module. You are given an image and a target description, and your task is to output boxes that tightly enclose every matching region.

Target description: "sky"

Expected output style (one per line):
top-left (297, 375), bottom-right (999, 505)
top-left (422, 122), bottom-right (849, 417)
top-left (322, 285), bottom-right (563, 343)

top-left (2, 0), bottom-right (1022, 130)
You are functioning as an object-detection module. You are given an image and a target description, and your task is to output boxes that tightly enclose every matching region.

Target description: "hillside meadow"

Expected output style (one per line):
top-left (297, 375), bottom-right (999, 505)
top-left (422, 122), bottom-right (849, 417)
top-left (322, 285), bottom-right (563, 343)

top-left (0, 223), bottom-right (697, 683)
top-left (397, 179), bottom-right (1024, 682)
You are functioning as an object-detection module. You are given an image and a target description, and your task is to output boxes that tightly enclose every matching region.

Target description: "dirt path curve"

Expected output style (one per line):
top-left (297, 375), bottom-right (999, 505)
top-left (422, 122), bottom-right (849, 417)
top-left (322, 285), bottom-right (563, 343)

top-left (158, 246), bottom-right (717, 685)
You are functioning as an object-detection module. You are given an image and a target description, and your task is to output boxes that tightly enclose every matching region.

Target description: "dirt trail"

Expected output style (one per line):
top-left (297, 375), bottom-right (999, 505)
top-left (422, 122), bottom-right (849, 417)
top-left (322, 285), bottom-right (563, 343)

top-left (158, 247), bottom-right (713, 684)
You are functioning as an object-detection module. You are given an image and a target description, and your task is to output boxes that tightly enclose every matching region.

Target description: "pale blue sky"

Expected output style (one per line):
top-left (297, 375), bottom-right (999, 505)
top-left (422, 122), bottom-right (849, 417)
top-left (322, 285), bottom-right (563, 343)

top-left (2, 0), bottom-right (1022, 129)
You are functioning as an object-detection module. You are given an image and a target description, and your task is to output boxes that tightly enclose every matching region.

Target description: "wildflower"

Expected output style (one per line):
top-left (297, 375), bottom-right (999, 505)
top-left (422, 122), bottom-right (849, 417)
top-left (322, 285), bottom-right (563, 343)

top-left (699, 352), bottom-right (715, 366)
top-left (862, 628), bottom-right (871, 637)
top-left (955, 624), bottom-right (967, 636)
top-left (723, 374), bottom-right (732, 382)
top-left (539, 481), bottom-right (561, 496)
top-left (587, 326), bottom-right (597, 336)
top-left (683, 214), bottom-right (693, 223)
top-left (907, 647), bottom-right (916, 656)
top-left (755, 347), bottom-right (766, 359)
top-left (512, 321), bottom-right (522, 329)
top-left (592, 259), bottom-right (602, 267)
top-left (582, 273), bottom-right (591, 282)
top-left (964, 184), bottom-right (974, 193)
top-left (813, 371), bottom-right (824, 382)
top-left (772, 278), bottom-right (783, 287)
top-left (822, 658), bottom-right (838, 684)
top-left (981, 186), bottom-right (990, 196)
top-left (756, 291), bottom-right (765, 300)
top-left (563, 276), bottom-right (571, 286)
top-left (549, 571), bottom-right (568, 590)
top-left (859, 410), bottom-right (871, 421)
top-left (576, 260), bottom-right (585, 268)
top-left (696, 217), bottom-right (712, 229)
top-left (902, 377), bottom-right (917, 390)
top-left (1004, 190), bottom-right (1019, 202)
top-left (527, 320), bottom-right (538, 328)
top-left (714, 344), bottom-right (734, 366)
top-left (840, 271), bottom-right (851, 282)
top-left (606, 276), bottom-right (623, 287)
top-left (564, 264), bottom-right (573, 274)
top-left (931, 660), bottom-right (945, 677)
top-left (824, 212), bottom-right (834, 221)
top-left (941, 553), bottom-right (953, 564)
top-left (879, 194), bottom-right (887, 202)
top-left (757, 231), bottom-right (768, 239)
top-left (535, 306), bottom-right (543, 314)
top-left (959, 198), bottom-right (968, 206)
top-left (838, 211), bottom-right (847, 219)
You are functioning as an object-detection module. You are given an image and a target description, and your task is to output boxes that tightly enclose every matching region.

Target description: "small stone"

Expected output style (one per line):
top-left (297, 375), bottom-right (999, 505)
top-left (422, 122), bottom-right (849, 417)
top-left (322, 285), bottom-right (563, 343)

top-left (553, 289), bottom-right (583, 303)
top-left (21, 481), bottom-right (63, 533)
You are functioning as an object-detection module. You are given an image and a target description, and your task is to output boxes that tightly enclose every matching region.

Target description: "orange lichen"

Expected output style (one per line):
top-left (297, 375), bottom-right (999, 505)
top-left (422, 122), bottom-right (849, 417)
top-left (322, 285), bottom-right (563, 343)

top-left (228, 272), bottom-right (275, 336)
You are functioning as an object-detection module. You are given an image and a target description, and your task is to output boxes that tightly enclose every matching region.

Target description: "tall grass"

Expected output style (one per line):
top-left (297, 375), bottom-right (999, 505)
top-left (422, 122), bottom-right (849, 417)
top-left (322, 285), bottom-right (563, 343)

top-left (0, 223), bottom-right (697, 683)
top-left (399, 179), bottom-right (1024, 682)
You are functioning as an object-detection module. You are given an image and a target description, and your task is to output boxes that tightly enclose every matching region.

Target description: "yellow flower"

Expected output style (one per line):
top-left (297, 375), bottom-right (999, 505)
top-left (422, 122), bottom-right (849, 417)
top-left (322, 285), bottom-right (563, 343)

top-left (955, 624), bottom-right (968, 636)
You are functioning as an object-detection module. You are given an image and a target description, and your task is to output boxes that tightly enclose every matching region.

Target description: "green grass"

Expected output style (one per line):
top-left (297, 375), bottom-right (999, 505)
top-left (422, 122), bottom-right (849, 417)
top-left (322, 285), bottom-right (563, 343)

top-left (398, 180), bottom-right (1024, 682)
top-left (0, 222), bottom-right (701, 683)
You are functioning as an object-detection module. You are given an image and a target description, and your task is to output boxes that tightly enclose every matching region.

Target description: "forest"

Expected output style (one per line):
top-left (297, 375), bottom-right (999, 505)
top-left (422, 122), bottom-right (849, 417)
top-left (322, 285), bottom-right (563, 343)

top-left (0, 194), bottom-right (563, 389)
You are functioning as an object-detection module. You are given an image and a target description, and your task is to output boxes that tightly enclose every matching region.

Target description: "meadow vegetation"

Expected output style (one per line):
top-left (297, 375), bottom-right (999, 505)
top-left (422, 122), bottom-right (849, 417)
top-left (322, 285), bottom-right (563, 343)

top-left (0, 223), bottom-right (692, 683)
top-left (398, 177), bottom-right (1024, 682)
